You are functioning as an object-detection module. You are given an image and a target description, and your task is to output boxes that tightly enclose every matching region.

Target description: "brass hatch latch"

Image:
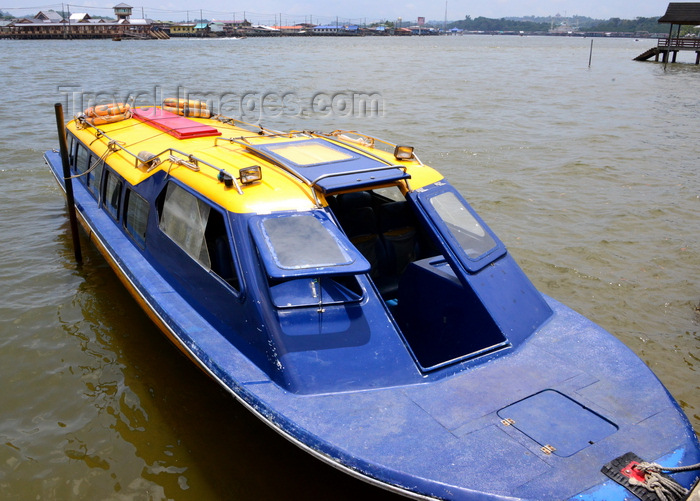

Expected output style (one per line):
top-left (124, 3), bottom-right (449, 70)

top-left (541, 445), bottom-right (557, 455)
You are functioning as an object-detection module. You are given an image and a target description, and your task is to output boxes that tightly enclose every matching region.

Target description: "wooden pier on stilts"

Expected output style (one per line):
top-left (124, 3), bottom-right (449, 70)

top-left (634, 2), bottom-right (700, 64)
top-left (635, 38), bottom-right (700, 64)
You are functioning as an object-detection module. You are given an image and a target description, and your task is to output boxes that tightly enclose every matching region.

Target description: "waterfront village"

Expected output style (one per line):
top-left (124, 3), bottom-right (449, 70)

top-left (1, 3), bottom-right (436, 40)
top-left (0, 2), bottom-right (676, 40)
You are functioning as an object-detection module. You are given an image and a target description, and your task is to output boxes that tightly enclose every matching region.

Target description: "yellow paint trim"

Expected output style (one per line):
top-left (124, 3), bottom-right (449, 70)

top-left (66, 110), bottom-right (444, 215)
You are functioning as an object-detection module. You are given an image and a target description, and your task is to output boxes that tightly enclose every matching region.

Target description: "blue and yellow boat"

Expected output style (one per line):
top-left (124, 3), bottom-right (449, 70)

top-left (45, 100), bottom-right (700, 500)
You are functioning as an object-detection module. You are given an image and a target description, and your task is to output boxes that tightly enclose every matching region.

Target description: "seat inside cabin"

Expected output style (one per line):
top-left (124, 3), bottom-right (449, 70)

top-left (330, 189), bottom-right (432, 302)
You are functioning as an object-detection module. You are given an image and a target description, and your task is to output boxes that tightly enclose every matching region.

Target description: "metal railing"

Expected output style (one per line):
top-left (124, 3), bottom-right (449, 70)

top-left (658, 38), bottom-right (700, 48)
top-left (75, 116), bottom-right (244, 194)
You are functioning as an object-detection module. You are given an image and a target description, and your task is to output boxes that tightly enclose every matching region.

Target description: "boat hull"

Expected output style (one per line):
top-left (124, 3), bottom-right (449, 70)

top-left (44, 147), bottom-right (700, 500)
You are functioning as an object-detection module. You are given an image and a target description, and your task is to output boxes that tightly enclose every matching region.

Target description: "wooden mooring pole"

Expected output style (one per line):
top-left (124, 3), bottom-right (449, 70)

top-left (54, 103), bottom-right (83, 264)
top-left (664, 23), bottom-right (674, 70)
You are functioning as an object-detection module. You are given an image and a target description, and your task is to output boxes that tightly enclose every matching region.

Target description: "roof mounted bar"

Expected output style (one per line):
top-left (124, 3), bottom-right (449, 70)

top-left (308, 164), bottom-right (409, 192)
top-left (75, 116), bottom-right (244, 194)
top-left (214, 135), bottom-right (414, 198)
top-left (319, 130), bottom-right (424, 166)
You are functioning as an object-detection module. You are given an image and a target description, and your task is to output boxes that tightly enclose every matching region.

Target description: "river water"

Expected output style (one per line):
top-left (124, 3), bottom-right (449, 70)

top-left (0, 35), bottom-right (698, 500)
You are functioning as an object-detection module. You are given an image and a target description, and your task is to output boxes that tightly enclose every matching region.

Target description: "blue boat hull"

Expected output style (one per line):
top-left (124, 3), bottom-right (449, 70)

top-left (45, 146), bottom-right (699, 500)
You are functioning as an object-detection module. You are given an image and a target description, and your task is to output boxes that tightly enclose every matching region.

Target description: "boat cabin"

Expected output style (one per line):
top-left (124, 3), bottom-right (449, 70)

top-left (60, 107), bottom-right (552, 395)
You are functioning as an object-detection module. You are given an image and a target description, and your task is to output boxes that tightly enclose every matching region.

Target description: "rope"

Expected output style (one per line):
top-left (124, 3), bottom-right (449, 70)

top-left (628, 475), bottom-right (687, 501)
top-left (64, 140), bottom-right (119, 180)
top-left (639, 461), bottom-right (700, 473)
top-left (628, 461), bottom-right (700, 501)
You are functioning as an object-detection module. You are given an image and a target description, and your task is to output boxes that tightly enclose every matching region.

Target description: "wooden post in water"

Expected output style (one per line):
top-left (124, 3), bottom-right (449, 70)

top-left (664, 23), bottom-right (674, 70)
top-left (588, 39), bottom-right (593, 67)
top-left (54, 103), bottom-right (83, 264)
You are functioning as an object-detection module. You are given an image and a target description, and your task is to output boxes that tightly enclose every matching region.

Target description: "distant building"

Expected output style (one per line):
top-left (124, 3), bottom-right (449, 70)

top-left (69, 13), bottom-right (91, 22)
top-left (409, 25), bottom-right (439, 35)
top-left (0, 20), bottom-right (12, 34)
top-left (113, 3), bottom-right (133, 21)
top-left (169, 23), bottom-right (196, 36)
top-left (3, 7), bottom-right (160, 39)
top-left (209, 19), bottom-right (252, 36)
top-left (312, 24), bottom-right (359, 35)
top-left (276, 25), bottom-right (306, 34)
top-left (194, 22), bottom-right (210, 35)
top-left (34, 10), bottom-right (64, 22)
top-left (313, 25), bottom-right (340, 33)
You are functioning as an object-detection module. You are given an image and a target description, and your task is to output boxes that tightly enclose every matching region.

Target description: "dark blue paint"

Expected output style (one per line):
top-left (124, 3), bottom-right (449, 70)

top-left (45, 141), bottom-right (700, 501)
top-left (498, 390), bottom-right (619, 457)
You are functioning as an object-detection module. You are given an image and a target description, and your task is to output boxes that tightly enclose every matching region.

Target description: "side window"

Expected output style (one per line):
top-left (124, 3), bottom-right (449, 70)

top-left (75, 143), bottom-right (90, 177)
top-left (103, 170), bottom-right (122, 220)
top-left (86, 156), bottom-right (103, 199)
top-left (70, 140), bottom-right (102, 200)
top-left (159, 183), bottom-right (239, 290)
top-left (124, 189), bottom-right (149, 248)
top-left (159, 182), bottom-right (211, 266)
top-left (205, 209), bottom-right (239, 290)
top-left (68, 135), bottom-right (76, 166)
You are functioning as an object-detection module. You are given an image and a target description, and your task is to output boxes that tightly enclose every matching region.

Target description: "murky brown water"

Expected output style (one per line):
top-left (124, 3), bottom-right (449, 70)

top-left (0, 35), bottom-right (697, 499)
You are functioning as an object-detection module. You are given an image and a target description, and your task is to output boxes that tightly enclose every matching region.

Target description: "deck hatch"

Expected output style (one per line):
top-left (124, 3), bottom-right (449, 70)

top-left (497, 390), bottom-right (618, 457)
top-left (251, 139), bottom-right (410, 193)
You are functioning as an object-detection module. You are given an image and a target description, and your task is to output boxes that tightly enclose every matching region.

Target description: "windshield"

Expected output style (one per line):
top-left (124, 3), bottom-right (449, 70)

top-left (413, 185), bottom-right (505, 273)
top-left (250, 211), bottom-right (371, 279)
top-left (429, 191), bottom-right (497, 260)
top-left (261, 215), bottom-right (353, 269)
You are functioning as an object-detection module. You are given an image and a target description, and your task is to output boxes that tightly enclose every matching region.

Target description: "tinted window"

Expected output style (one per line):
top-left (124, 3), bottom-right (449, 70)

top-left (75, 143), bottom-right (90, 176)
top-left (125, 190), bottom-right (149, 248)
top-left (103, 170), bottom-right (122, 220)
top-left (68, 135), bottom-right (76, 163)
top-left (159, 183), bottom-right (239, 289)
top-left (205, 210), bottom-right (239, 290)
top-left (429, 191), bottom-right (497, 260)
top-left (159, 183), bottom-right (211, 267)
top-left (86, 157), bottom-right (103, 199)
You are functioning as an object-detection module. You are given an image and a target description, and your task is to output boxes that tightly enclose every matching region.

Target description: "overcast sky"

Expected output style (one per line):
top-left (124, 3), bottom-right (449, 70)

top-left (0, 1), bottom-right (672, 23)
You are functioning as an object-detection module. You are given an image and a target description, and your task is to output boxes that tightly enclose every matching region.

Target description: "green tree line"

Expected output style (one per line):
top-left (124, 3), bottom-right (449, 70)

top-left (590, 17), bottom-right (662, 33)
top-left (449, 15), bottom-right (680, 33)
top-left (451, 15), bottom-right (550, 32)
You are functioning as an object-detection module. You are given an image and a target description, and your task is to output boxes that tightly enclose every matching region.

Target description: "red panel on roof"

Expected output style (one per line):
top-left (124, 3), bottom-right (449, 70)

top-left (132, 107), bottom-right (221, 139)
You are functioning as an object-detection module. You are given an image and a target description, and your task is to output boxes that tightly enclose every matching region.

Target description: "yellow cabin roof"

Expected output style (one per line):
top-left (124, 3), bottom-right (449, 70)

top-left (66, 108), bottom-right (443, 214)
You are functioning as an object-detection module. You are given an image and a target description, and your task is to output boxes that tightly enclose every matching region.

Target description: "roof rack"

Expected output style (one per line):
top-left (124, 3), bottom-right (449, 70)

top-left (213, 135), bottom-right (411, 203)
top-left (318, 130), bottom-right (424, 166)
top-left (75, 116), bottom-right (244, 194)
